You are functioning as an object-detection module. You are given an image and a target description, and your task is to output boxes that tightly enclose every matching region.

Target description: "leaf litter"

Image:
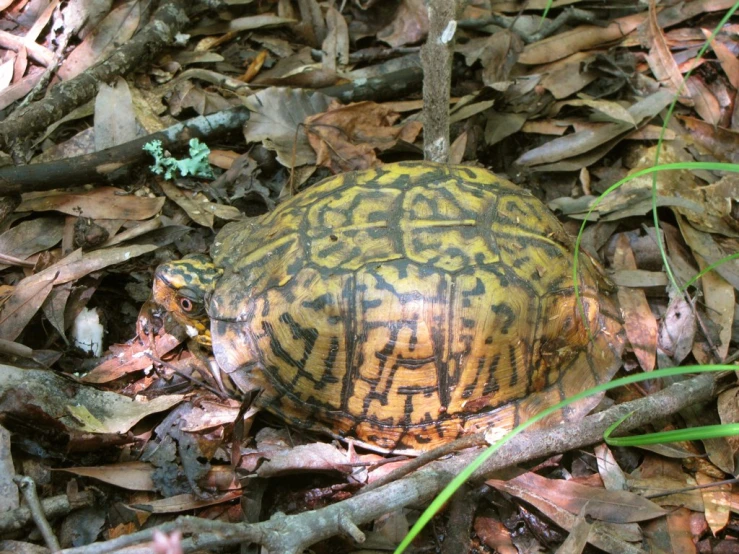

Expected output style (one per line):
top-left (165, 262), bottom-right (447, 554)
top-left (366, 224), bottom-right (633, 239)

top-left (0, 0), bottom-right (738, 552)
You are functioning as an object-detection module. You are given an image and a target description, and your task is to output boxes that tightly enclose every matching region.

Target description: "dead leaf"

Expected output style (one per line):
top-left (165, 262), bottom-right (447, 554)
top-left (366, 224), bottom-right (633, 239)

top-left (613, 234), bottom-right (658, 371)
top-left (94, 77), bottom-right (138, 150)
top-left (159, 181), bottom-right (214, 228)
top-left (18, 188), bottom-right (164, 220)
top-left (57, 0), bottom-right (140, 81)
top-left (696, 471), bottom-right (730, 536)
top-left (656, 290), bottom-right (696, 369)
top-left (473, 516), bottom-right (517, 554)
top-left (516, 90), bottom-right (673, 168)
top-left (257, 442), bottom-right (351, 477)
top-left (665, 508), bottom-right (697, 552)
top-left (488, 472), bottom-right (666, 524)
top-left (692, 254), bottom-right (733, 362)
top-left (243, 87), bottom-right (332, 167)
top-left (322, 6), bottom-right (349, 72)
top-left (0, 272), bottom-right (55, 341)
top-left (190, 14), bottom-right (295, 36)
top-left (178, 399), bottom-right (241, 432)
top-left (646, 0), bottom-right (690, 102)
top-left (717, 388), bottom-right (739, 463)
top-left (82, 330), bottom-right (184, 384)
top-left (595, 444), bottom-right (627, 492)
top-left (705, 29), bottom-right (739, 90)
top-left (60, 462), bottom-right (155, 491)
top-left (377, 0), bottom-right (428, 47)
top-left (0, 217), bottom-right (65, 270)
top-left (0, 365), bottom-right (183, 434)
top-left (304, 101), bottom-right (422, 172)
top-left (128, 490), bottom-right (242, 513)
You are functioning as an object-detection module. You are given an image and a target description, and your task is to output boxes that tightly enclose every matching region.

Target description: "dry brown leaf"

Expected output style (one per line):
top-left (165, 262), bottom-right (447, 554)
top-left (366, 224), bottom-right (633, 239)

top-left (60, 462), bottom-right (156, 491)
top-left (0, 271), bottom-right (55, 341)
top-left (686, 75), bottom-right (721, 126)
top-left (473, 517), bottom-right (517, 554)
top-left (558, 507), bottom-right (593, 554)
top-left (516, 90), bottom-right (673, 168)
top-left (0, 57), bottom-right (13, 90)
top-left (613, 234), bottom-right (658, 371)
top-left (692, 254), bottom-right (733, 362)
top-left (538, 51), bottom-right (599, 99)
top-left (664, 508), bottom-right (697, 552)
top-left (487, 474), bottom-right (643, 553)
top-left (594, 444), bottom-right (627, 492)
top-left (705, 29), bottom-right (739, 90)
top-left (457, 31), bottom-right (522, 87)
top-left (257, 443), bottom-right (351, 477)
top-left (0, 70), bottom-right (44, 111)
top-left (717, 388), bottom-right (739, 462)
top-left (18, 188), bottom-right (164, 220)
top-left (191, 14), bottom-right (297, 36)
top-left (240, 49), bottom-right (268, 83)
top-left (82, 331), bottom-right (184, 384)
top-left (0, 217), bottom-right (64, 270)
top-left (558, 98), bottom-right (637, 126)
top-left (244, 87), bottom-right (333, 167)
top-left (520, 0), bottom-right (735, 66)
top-left (646, 0), bottom-right (690, 101)
top-left (168, 80), bottom-right (235, 117)
top-left (304, 101), bottom-right (422, 173)
top-left (656, 291), bottom-right (696, 369)
top-left (677, 215), bottom-right (739, 290)
top-left (488, 472), bottom-right (666, 524)
top-left (696, 472), bottom-right (731, 536)
top-left (57, 0), bottom-right (140, 80)
top-left (128, 490), bottom-right (242, 513)
top-left (178, 399), bottom-right (241, 432)
top-left (159, 180), bottom-right (214, 228)
top-left (322, 6), bottom-right (349, 72)
top-left (94, 76), bottom-right (137, 150)
top-left (376, 0), bottom-right (428, 47)
top-left (449, 131), bottom-right (467, 164)
top-left (0, 365), bottom-right (183, 434)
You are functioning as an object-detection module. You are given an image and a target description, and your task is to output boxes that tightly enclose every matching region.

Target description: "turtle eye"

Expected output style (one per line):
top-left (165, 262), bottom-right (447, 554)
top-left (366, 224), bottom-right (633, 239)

top-left (179, 297), bottom-right (195, 312)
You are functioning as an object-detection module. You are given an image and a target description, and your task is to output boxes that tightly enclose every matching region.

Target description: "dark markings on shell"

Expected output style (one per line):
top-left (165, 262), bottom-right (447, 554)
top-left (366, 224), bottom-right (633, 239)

top-left (491, 302), bottom-right (516, 335)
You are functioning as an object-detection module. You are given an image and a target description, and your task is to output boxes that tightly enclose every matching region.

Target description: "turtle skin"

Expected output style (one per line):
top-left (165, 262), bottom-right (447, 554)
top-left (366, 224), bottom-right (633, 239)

top-left (177, 161), bottom-right (624, 454)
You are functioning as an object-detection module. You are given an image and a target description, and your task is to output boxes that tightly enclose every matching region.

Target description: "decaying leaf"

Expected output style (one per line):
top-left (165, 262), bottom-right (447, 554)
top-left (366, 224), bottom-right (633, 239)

top-left (304, 100), bottom-right (422, 172)
top-left (613, 234), bottom-right (658, 371)
top-left (18, 188), bottom-right (164, 220)
top-left (0, 365), bottom-right (183, 434)
top-left (488, 472), bottom-right (666, 524)
top-left (243, 87), bottom-right (332, 167)
top-left (656, 290), bottom-right (696, 369)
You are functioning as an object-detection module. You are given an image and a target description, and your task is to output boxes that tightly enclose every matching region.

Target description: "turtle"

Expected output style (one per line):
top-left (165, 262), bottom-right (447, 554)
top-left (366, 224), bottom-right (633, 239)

top-left (152, 161), bottom-right (624, 454)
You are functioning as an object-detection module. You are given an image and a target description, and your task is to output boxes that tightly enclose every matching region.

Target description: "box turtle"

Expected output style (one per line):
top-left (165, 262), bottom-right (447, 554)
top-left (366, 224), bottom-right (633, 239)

top-left (153, 161), bottom-right (624, 454)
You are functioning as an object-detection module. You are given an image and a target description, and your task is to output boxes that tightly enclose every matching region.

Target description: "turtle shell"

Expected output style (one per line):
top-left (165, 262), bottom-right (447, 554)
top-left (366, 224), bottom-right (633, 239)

top-left (208, 161), bottom-right (624, 454)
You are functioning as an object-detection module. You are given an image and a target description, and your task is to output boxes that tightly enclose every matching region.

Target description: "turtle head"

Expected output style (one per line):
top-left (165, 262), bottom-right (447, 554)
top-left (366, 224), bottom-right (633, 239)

top-left (152, 254), bottom-right (223, 345)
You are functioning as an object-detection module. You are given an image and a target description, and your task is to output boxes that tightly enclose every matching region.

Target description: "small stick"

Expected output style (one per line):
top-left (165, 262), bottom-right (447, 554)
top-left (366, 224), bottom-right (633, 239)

top-left (14, 476), bottom-right (61, 552)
